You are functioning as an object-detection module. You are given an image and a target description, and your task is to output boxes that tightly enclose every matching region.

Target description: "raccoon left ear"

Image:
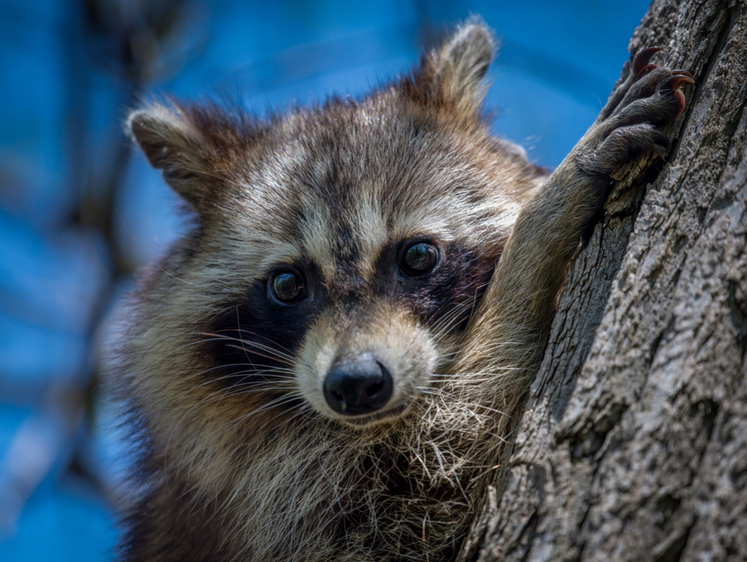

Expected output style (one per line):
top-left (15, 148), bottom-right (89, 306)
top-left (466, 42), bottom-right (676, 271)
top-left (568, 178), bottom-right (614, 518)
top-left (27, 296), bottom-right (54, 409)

top-left (127, 102), bottom-right (222, 212)
top-left (416, 19), bottom-right (495, 114)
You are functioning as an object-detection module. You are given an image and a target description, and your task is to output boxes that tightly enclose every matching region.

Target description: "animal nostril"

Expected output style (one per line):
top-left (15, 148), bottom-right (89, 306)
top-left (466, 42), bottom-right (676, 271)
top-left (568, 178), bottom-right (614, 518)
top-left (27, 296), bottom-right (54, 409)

top-left (366, 380), bottom-right (383, 398)
top-left (323, 353), bottom-right (393, 416)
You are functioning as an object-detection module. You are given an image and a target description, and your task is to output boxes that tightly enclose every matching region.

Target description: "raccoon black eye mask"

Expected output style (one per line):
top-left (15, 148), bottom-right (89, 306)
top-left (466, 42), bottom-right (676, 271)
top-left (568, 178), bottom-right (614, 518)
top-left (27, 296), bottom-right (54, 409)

top-left (203, 235), bottom-right (490, 420)
top-left (110, 19), bottom-right (691, 562)
top-left (263, 237), bottom-right (462, 418)
top-left (268, 239), bottom-right (440, 305)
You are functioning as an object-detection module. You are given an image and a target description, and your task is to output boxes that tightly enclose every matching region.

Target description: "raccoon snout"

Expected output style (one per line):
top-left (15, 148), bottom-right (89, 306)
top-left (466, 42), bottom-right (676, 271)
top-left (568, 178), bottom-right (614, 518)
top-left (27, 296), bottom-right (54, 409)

top-left (323, 352), bottom-right (394, 416)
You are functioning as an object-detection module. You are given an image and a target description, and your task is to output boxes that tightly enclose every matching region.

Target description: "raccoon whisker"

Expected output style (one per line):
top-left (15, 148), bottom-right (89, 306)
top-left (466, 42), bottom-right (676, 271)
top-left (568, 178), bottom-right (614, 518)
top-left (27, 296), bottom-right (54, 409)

top-left (268, 401), bottom-right (320, 432)
top-left (200, 378), bottom-right (294, 397)
top-left (242, 394), bottom-right (304, 417)
top-left (230, 408), bottom-right (303, 439)
top-left (221, 393), bottom-right (306, 429)
top-left (284, 409), bottom-right (316, 429)
top-left (202, 331), bottom-right (296, 366)
top-left (408, 448), bottom-right (433, 481)
top-left (466, 278), bottom-right (492, 316)
top-left (220, 339), bottom-right (295, 367)
top-left (192, 362), bottom-right (297, 381)
top-left (427, 371), bottom-right (493, 383)
top-left (222, 343), bottom-right (296, 368)
top-left (224, 380), bottom-right (298, 399)
top-left (232, 337), bottom-right (296, 363)
top-left (175, 165), bottom-right (226, 181)
top-left (144, 335), bottom-right (294, 390)
top-left (185, 396), bottom-right (300, 470)
top-left (207, 326), bottom-right (297, 361)
top-left (433, 349), bottom-right (460, 362)
top-left (230, 328), bottom-right (297, 357)
top-left (437, 395), bottom-right (507, 418)
top-left (179, 376), bottom-right (293, 402)
top-left (426, 290), bottom-right (472, 326)
top-left (216, 370), bottom-right (296, 389)
top-left (416, 389), bottom-right (446, 399)
top-left (242, 361), bottom-right (295, 378)
top-left (144, 336), bottom-right (233, 369)
top-left (208, 382), bottom-right (298, 406)
top-left (182, 363), bottom-right (295, 386)
top-left (430, 300), bottom-right (479, 339)
top-left (430, 304), bottom-right (470, 335)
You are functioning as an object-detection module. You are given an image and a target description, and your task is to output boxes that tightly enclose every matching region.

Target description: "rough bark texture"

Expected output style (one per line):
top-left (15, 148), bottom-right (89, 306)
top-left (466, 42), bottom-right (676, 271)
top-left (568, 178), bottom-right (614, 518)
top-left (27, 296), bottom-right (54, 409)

top-left (461, 0), bottom-right (747, 560)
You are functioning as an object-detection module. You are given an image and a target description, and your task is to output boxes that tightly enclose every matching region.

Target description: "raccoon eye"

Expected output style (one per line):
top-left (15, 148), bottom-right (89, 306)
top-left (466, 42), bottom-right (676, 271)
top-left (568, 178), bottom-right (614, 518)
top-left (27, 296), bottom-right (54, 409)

top-left (401, 241), bottom-right (439, 276)
top-left (269, 269), bottom-right (306, 304)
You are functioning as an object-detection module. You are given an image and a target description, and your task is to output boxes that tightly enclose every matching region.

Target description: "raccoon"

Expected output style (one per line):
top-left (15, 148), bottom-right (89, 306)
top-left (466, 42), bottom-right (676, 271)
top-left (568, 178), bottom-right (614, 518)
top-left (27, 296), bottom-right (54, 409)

top-left (108, 21), bottom-right (691, 562)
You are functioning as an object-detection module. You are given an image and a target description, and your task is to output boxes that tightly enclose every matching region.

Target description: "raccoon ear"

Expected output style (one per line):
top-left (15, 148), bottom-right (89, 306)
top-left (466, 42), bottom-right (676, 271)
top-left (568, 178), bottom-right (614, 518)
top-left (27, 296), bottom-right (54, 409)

top-left (127, 103), bottom-right (215, 211)
top-left (417, 20), bottom-right (495, 114)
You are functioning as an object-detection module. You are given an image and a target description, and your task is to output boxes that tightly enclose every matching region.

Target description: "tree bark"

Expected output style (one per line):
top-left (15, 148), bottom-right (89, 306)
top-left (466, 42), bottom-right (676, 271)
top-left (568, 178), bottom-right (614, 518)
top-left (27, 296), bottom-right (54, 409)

top-left (461, 0), bottom-right (747, 560)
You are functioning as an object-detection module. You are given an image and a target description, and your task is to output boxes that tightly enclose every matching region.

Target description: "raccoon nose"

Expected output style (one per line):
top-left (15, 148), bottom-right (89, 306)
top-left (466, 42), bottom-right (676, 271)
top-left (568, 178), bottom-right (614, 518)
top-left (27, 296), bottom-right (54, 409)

top-left (323, 353), bottom-right (393, 416)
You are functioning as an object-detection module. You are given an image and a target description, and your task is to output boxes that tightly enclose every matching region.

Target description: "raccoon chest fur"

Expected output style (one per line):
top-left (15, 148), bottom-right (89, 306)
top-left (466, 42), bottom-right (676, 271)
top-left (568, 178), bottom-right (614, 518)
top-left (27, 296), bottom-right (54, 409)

top-left (108, 16), bottom-right (691, 562)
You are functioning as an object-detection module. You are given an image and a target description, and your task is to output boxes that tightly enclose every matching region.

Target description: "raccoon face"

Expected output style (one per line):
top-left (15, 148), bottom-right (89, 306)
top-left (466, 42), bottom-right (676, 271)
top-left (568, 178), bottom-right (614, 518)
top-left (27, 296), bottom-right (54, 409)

top-left (293, 232), bottom-right (497, 426)
top-left (127, 24), bottom-right (541, 429)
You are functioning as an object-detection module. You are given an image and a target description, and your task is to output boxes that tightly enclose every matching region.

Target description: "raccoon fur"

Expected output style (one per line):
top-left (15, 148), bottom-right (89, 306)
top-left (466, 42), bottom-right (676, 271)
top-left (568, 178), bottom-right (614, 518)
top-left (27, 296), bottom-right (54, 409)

top-left (107, 21), bottom-right (691, 562)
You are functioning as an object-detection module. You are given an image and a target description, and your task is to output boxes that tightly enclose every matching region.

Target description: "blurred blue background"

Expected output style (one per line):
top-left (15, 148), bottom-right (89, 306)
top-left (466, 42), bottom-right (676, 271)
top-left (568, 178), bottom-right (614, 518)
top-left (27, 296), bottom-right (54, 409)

top-left (0, 0), bottom-right (650, 559)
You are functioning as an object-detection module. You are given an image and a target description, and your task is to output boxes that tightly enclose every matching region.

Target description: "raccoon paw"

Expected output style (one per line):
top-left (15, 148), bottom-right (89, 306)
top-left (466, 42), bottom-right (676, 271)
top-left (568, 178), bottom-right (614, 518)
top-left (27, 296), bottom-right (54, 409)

top-left (578, 48), bottom-right (694, 177)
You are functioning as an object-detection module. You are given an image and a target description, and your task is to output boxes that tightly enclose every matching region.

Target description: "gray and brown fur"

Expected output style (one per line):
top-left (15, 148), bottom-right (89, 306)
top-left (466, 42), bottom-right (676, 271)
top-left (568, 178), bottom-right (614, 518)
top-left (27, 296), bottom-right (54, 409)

top-left (107, 21), bottom-right (690, 562)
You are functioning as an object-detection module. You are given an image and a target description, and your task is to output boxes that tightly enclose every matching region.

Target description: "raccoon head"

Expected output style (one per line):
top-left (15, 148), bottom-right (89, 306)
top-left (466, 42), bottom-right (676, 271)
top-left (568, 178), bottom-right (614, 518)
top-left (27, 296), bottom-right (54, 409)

top-left (126, 21), bottom-right (542, 430)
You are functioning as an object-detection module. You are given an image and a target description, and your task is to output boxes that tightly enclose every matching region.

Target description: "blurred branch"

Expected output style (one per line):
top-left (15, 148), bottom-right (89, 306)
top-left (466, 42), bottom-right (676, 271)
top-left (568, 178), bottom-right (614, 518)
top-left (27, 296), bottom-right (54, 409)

top-left (75, 0), bottom-right (206, 269)
top-left (0, 0), bottom-right (206, 533)
top-left (82, 0), bottom-right (206, 85)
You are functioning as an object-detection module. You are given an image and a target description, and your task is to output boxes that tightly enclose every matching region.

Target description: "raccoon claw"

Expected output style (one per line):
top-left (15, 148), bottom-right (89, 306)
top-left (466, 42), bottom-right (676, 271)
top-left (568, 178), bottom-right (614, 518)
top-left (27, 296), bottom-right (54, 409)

top-left (579, 51), bottom-right (693, 177)
top-left (633, 46), bottom-right (664, 77)
top-left (658, 71), bottom-right (694, 118)
top-left (674, 69), bottom-right (695, 80)
top-left (659, 71), bottom-right (695, 92)
top-left (600, 46), bottom-right (668, 120)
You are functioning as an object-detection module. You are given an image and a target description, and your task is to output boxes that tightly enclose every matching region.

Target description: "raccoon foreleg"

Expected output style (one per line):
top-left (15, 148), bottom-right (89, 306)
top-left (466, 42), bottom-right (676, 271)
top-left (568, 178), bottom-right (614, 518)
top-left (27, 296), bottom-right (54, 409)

top-left (453, 49), bottom-right (692, 399)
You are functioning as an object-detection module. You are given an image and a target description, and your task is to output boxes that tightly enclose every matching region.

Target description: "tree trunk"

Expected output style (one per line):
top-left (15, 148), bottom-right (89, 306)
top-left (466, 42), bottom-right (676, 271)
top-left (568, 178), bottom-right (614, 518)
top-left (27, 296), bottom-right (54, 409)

top-left (461, 0), bottom-right (747, 560)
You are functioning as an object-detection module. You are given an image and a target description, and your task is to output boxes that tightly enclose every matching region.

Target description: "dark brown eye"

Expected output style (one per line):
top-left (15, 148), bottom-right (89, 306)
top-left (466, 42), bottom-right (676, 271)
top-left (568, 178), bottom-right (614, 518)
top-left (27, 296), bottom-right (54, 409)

top-left (270, 270), bottom-right (306, 303)
top-left (401, 241), bottom-right (439, 276)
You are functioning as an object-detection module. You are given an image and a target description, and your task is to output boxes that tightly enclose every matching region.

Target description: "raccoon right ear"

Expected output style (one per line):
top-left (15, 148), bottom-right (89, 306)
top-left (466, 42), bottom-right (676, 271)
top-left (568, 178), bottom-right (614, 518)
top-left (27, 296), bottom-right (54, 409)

top-left (127, 103), bottom-right (216, 211)
top-left (414, 20), bottom-right (495, 118)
